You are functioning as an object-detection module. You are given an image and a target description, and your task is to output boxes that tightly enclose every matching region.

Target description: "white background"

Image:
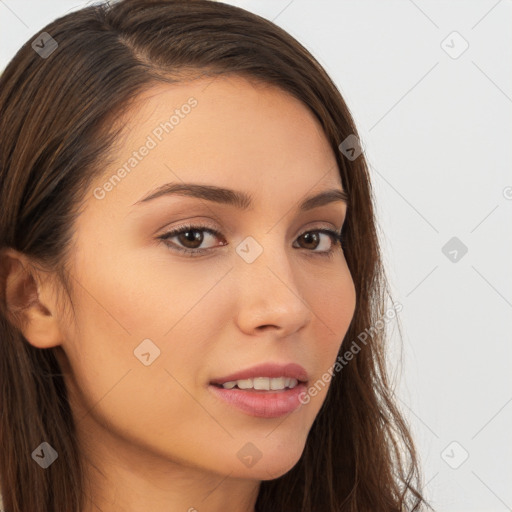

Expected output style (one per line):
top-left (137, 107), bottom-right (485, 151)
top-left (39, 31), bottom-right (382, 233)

top-left (1, 1), bottom-right (511, 511)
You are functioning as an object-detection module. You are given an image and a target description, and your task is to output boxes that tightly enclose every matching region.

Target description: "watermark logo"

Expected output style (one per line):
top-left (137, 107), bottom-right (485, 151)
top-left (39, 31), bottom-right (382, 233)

top-left (32, 32), bottom-right (58, 59)
top-left (237, 442), bottom-right (262, 468)
top-left (441, 236), bottom-right (468, 263)
top-left (441, 441), bottom-right (469, 469)
top-left (338, 134), bottom-right (363, 161)
top-left (236, 236), bottom-right (264, 263)
top-left (134, 338), bottom-right (161, 366)
top-left (440, 31), bottom-right (469, 60)
top-left (31, 441), bottom-right (58, 468)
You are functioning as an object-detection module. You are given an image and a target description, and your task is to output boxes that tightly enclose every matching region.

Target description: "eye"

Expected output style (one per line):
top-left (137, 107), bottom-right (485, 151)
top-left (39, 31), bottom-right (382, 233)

top-left (158, 224), bottom-right (224, 256)
top-left (158, 224), bottom-right (343, 258)
top-left (293, 229), bottom-right (343, 258)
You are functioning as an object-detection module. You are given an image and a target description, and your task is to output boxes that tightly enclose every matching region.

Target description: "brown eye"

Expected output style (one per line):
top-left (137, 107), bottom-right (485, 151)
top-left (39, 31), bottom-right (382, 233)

top-left (294, 229), bottom-right (342, 256)
top-left (175, 229), bottom-right (204, 249)
top-left (159, 225), bottom-right (224, 256)
top-left (298, 232), bottom-right (321, 250)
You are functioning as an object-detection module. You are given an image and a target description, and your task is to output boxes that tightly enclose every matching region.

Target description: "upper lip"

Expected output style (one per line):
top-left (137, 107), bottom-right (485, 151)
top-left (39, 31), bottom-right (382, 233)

top-left (210, 362), bottom-right (309, 385)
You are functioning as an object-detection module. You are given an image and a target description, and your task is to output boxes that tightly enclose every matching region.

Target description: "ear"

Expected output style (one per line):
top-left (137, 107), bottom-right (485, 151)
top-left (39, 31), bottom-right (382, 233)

top-left (0, 248), bottom-right (64, 349)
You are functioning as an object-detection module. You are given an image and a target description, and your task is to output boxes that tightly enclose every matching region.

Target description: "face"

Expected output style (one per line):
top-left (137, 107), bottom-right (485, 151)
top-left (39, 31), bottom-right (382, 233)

top-left (55, 75), bottom-right (356, 484)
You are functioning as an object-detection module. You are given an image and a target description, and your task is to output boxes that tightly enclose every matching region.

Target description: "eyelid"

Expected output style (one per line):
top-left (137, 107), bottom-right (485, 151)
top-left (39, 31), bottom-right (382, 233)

top-left (157, 220), bottom-right (343, 242)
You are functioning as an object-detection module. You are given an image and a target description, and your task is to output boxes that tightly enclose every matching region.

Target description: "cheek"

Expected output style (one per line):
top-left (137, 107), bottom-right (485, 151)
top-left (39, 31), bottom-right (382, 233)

top-left (299, 263), bottom-right (356, 403)
top-left (73, 241), bottom-right (234, 340)
top-left (310, 260), bottom-right (356, 345)
top-left (59, 273), bottom-right (219, 464)
top-left (60, 252), bottom-right (209, 373)
top-left (59, 245), bottom-right (233, 436)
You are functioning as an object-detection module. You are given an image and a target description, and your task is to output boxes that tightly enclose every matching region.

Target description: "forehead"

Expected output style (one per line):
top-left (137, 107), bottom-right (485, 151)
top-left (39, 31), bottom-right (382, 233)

top-left (91, 74), bottom-right (342, 211)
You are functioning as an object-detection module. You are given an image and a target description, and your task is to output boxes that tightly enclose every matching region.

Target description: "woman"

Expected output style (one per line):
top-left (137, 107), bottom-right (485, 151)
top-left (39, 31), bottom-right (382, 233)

top-left (0, 1), bottom-right (434, 511)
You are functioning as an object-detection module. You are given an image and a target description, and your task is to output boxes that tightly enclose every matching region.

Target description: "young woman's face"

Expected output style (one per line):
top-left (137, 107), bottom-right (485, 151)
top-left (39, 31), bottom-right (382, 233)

top-left (56, 75), bottom-right (356, 484)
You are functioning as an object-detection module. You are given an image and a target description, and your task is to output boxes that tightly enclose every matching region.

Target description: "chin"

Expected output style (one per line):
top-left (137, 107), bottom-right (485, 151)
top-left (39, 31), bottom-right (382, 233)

top-left (234, 448), bottom-right (304, 481)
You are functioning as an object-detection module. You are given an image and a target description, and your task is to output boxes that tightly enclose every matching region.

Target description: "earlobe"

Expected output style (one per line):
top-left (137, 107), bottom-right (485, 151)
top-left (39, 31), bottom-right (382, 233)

top-left (0, 248), bottom-right (63, 349)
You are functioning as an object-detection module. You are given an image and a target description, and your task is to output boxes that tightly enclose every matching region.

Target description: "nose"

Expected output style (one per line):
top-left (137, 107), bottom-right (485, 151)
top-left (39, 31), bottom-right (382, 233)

top-left (233, 238), bottom-right (312, 338)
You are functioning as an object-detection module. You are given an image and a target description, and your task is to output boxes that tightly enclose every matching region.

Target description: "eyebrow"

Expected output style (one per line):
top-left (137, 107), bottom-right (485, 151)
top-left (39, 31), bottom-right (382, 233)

top-left (132, 183), bottom-right (349, 211)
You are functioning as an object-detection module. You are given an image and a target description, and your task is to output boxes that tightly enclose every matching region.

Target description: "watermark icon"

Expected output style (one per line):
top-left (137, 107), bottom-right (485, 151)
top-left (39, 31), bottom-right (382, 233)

top-left (441, 236), bottom-right (468, 263)
top-left (298, 302), bottom-right (403, 404)
top-left (31, 441), bottom-right (58, 468)
top-left (93, 97), bottom-right (198, 200)
top-left (32, 32), bottom-right (58, 59)
top-left (503, 186), bottom-right (512, 200)
top-left (441, 441), bottom-right (469, 469)
top-left (440, 31), bottom-right (469, 60)
top-left (134, 338), bottom-right (161, 366)
top-left (237, 442), bottom-right (262, 468)
top-left (338, 134), bottom-right (363, 161)
top-left (235, 236), bottom-right (264, 263)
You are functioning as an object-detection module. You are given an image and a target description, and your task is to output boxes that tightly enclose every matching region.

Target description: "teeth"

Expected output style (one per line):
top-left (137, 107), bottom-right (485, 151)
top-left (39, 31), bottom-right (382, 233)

top-left (221, 377), bottom-right (299, 390)
top-left (270, 377), bottom-right (286, 390)
top-left (237, 379), bottom-right (253, 390)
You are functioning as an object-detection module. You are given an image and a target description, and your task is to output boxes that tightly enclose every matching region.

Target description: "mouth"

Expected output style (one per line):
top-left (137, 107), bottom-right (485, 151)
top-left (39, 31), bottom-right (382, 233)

top-left (210, 376), bottom-right (307, 392)
top-left (207, 362), bottom-right (309, 417)
top-left (208, 377), bottom-right (309, 418)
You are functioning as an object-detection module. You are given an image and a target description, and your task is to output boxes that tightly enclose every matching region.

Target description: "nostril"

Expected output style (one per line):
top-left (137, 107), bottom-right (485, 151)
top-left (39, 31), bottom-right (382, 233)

top-left (257, 324), bottom-right (277, 331)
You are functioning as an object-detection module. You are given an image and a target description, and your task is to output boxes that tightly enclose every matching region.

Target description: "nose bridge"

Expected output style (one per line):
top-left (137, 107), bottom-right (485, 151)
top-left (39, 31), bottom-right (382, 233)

top-left (233, 231), bottom-right (311, 333)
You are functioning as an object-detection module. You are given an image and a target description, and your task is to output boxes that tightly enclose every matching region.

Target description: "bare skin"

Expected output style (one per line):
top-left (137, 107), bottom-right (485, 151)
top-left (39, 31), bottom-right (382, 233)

top-left (3, 75), bottom-right (356, 512)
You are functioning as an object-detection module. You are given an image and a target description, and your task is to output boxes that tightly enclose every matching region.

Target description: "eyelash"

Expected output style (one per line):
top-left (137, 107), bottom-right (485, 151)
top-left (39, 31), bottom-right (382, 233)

top-left (158, 224), bottom-right (344, 259)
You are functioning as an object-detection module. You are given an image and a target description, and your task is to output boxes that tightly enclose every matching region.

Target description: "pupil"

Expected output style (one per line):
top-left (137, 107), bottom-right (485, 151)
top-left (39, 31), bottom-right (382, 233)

top-left (181, 230), bottom-right (202, 248)
top-left (302, 232), bottom-right (318, 248)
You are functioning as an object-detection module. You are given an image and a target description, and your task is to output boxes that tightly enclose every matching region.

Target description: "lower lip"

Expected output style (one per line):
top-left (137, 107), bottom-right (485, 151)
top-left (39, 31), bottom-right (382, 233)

top-left (208, 382), bottom-right (307, 418)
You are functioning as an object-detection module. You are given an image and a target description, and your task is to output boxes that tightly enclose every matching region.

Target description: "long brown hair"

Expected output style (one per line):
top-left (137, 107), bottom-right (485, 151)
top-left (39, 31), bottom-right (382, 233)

top-left (0, 1), bottom-right (434, 510)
